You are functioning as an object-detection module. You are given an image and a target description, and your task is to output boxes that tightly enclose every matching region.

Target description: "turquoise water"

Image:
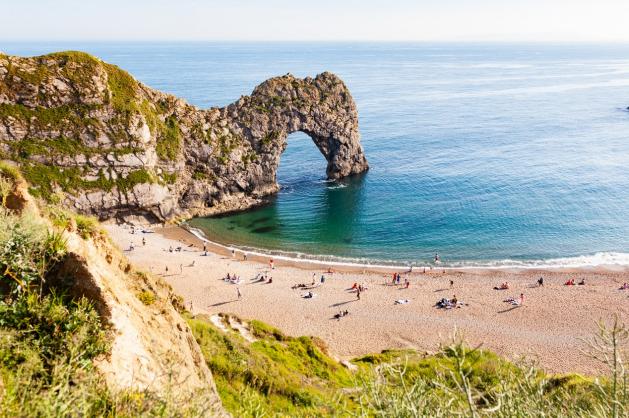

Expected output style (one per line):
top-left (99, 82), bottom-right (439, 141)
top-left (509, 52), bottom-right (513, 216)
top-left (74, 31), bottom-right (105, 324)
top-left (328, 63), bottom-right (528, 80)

top-left (5, 42), bottom-right (629, 267)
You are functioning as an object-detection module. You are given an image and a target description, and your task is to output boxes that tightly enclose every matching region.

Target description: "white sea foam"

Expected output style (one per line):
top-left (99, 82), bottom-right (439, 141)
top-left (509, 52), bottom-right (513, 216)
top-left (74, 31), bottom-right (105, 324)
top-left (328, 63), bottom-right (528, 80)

top-left (185, 226), bottom-right (629, 271)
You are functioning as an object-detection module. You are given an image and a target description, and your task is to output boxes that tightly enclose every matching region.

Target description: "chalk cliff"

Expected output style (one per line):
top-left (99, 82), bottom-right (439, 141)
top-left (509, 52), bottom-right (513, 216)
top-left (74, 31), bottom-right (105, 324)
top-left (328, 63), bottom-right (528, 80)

top-left (0, 51), bottom-right (368, 222)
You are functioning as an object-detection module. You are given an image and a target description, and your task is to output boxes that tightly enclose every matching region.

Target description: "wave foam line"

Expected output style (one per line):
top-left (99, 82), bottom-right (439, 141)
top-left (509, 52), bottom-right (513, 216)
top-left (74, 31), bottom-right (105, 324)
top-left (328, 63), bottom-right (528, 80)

top-left (184, 226), bottom-right (629, 270)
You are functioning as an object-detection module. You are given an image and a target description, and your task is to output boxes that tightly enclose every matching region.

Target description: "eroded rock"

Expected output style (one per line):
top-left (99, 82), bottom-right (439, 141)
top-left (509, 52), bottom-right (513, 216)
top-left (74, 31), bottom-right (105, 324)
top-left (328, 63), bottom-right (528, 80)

top-left (0, 51), bottom-right (368, 222)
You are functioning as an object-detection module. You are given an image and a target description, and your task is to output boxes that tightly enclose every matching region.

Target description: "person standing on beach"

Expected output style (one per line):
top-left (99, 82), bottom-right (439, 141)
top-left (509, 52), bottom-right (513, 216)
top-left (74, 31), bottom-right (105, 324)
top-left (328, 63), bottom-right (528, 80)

top-left (142, 237), bottom-right (146, 246)
top-left (520, 293), bottom-right (525, 305)
top-left (270, 258), bottom-right (274, 269)
top-left (356, 289), bottom-right (361, 300)
top-left (237, 287), bottom-right (242, 300)
top-left (450, 279), bottom-right (454, 288)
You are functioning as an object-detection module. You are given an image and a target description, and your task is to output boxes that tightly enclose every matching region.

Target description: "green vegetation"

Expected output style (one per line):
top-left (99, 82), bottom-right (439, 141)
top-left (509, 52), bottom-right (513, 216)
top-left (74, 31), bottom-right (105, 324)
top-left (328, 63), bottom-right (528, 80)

top-left (103, 62), bottom-right (139, 115)
top-left (188, 314), bottom-right (354, 416)
top-left (137, 290), bottom-right (156, 306)
top-left (21, 162), bottom-right (155, 200)
top-left (189, 311), bottom-right (629, 417)
top-left (155, 116), bottom-right (181, 160)
top-left (0, 170), bottom-right (220, 417)
top-left (0, 103), bottom-right (99, 132)
top-left (161, 172), bottom-right (178, 184)
top-left (261, 130), bottom-right (279, 146)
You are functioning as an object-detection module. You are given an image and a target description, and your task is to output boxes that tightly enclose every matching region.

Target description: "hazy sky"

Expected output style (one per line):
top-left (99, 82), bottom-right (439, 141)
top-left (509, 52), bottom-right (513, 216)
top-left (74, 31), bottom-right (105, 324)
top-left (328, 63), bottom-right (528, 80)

top-left (3, 0), bottom-right (629, 42)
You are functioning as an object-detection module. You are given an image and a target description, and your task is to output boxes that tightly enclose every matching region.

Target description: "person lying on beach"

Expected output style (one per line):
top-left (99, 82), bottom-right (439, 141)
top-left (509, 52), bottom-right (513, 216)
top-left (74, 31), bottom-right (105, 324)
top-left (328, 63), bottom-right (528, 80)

top-left (578, 279), bottom-right (585, 285)
top-left (503, 295), bottom-right (523, 306)
top-left (327, 267), bottom-right (334, 274)
top-left (435, 296), bottom-right (462, 309)
top-left (395, 299), bottom-right (410, 305)
top-left (620, 283), bottom-right (629, 290)
top-left (333, 310), bottom-right (349, 320)
top-left (267, 277), bottom-right (273, 284)
top-left (302, 291), bottom-right (315, 299)
top-left (494, 282), bottom-right (510, 290)
top-left (565, 278), bottom-right (575, 286)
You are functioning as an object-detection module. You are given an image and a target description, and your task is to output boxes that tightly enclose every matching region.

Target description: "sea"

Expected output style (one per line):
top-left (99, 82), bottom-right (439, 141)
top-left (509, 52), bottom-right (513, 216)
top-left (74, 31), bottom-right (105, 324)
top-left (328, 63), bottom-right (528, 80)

top-left (4, 42), bottom-right (629, 268)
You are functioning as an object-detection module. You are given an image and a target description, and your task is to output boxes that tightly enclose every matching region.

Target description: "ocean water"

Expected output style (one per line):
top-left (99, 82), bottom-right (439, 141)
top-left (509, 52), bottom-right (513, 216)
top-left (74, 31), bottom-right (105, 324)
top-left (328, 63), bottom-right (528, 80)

top-left (4, 42), bottom-right (629, 267)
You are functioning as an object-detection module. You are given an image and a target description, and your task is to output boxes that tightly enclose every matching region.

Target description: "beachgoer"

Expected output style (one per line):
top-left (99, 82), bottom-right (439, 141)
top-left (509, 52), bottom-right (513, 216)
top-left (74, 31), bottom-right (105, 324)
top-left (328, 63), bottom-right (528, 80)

top-left (203, 243), bottom-right (207, 252)
top-left (435, 253), bottom-right (440, 262)
top-left (142, 237), bottom-right (146, 246)
top-left (165, 265), bottom-right (169, 273)
top-left (129, 243), bottom-right (134, 251)
top-left (520, 293), bottom-right (525, 305)
top-left (231, 249), bottom-right (235, 258)
top-left (237, 287), bottom-right (242, 299)
top-left (320, 275), bottom-right (325, 284)
top-left (268, 277), bottom-right (273, 284)
top-left (357, 289), bottom-right (361, 300)
top-left (243, 253), bottom-right (247, 261)
top-left (191, 260), bottom-right (195, 267)
top-left (270, 258), bottom-right (274, 270)
top-left (204, 250), bottom-right (208, 256)
top-left (405, 279), bottom-right (410, 289)
top-left (451, 295), bottom-right (458, 305)
top-left (179, 264), bottom-right (183, 274)
top-left (538, 277), bottom-right (544, 286)
top-left (169, 246), bottom-right (173, 253)
top-left (423, 267), bottom-right (426, 274)
top-left (578, 278), bottom-right (585, 285)
top-left (450, 280), bottom-right (454, 288)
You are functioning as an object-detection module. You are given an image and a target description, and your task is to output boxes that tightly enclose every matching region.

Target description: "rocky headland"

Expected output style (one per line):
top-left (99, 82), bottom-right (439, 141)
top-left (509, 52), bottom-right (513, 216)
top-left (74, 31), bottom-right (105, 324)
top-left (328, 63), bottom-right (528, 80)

top-left (0, 51), bottom-right (368, 222)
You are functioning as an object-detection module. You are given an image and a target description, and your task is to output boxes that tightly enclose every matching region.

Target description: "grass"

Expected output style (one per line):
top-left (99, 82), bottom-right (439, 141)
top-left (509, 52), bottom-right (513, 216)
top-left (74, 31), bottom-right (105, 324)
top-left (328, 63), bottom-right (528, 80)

top-left (20, 162), bottom-right (156, 201)
top-left (0, 178), bottom-right (221, 417)
top-left (187, 311), bottom-right (629, 417)
top-left (187, 314), bottom-right (355, 416)
top-left (155, 116), bottom-right (181, 161)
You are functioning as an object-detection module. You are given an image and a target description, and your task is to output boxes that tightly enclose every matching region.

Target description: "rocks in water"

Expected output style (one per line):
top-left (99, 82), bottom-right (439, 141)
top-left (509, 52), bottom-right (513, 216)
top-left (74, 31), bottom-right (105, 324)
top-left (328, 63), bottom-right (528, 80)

top-left (0, 51), bottom-right (368, 222)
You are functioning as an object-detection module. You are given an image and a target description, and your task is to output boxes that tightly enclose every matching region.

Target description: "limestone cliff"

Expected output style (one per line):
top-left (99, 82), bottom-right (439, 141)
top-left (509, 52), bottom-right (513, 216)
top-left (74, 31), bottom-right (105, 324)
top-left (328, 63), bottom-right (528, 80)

top-left (0, 51), bottom-right (368, 222)
top-left (2, 171), bottom-right (226, 416)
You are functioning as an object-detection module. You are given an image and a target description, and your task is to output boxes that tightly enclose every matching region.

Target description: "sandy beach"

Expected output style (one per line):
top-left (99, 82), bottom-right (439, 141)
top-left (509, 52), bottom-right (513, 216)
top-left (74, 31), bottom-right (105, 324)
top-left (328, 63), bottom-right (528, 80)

top-left (105, 223), bottom-right (629, 375)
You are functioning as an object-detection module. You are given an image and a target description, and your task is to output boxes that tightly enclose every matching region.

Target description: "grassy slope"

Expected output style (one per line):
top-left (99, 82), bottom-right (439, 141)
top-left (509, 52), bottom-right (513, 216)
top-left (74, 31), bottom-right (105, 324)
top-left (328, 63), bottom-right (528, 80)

top-left (187, 312), bottom-right (621, 417)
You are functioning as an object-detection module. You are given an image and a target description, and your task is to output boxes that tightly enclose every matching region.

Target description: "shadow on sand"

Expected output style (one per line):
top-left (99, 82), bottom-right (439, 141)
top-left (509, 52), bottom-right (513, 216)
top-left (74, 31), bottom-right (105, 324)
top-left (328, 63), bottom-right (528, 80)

top-left (497, 305), bottom-right (521, 314)
top-left (329, 300), bottom-right (357, 307)
top-left (210, 299), bottom-right (239, 307)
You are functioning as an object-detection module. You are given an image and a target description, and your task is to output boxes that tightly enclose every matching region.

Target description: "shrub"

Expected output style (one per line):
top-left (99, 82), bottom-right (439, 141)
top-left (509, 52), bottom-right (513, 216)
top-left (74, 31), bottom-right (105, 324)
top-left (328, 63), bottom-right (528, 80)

top-left (137, 290), bottom-right (156, 306)
top-left (0, 209), bottom-right (66, 293)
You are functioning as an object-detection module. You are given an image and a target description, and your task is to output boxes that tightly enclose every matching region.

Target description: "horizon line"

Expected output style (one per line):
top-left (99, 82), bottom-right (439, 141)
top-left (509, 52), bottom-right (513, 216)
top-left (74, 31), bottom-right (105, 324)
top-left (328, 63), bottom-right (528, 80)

top-left (3, 39), bottom-right (629, 44)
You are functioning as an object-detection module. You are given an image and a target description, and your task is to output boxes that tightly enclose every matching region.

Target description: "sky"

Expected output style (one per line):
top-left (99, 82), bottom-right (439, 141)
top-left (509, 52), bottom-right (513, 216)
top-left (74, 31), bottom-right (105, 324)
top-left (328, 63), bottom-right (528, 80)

top-left (2, 0), bottom-right (629, 42)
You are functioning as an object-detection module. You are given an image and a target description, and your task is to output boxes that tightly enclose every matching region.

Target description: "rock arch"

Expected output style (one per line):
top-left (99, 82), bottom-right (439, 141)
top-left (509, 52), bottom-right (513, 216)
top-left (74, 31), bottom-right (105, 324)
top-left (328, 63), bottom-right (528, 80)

top-left (0, 52), bottom-right (369, 221)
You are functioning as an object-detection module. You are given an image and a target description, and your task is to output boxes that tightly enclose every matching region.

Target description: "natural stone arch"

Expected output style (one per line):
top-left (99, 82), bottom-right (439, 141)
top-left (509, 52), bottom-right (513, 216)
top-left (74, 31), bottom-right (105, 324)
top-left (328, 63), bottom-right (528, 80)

top-left (0, 52), bottom-right (369, 221)
top-left (225, 72), bottom-right (369, 183)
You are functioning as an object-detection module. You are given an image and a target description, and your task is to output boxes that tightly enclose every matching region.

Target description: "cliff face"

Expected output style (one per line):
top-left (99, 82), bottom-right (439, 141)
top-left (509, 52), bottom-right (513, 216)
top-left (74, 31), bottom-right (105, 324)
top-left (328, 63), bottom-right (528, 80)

top-left (0, 51), bottom-right (368, 222)
top-left (2, 172), bottom-right (226, 415)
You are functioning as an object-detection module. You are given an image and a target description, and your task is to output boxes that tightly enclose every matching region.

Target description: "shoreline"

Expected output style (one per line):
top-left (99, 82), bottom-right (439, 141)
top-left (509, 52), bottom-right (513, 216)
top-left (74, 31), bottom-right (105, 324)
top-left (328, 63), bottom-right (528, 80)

top-left (181, 223), bottom-right (629, 275)
top-left (106, 222), bottom-right (629, 375)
